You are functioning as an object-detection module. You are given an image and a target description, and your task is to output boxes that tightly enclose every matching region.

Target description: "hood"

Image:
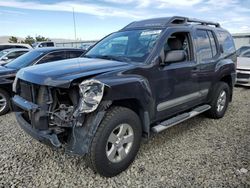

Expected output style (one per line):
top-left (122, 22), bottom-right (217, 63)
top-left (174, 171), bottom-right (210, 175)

top-left (237, 57), bottom-right (250, 70)
top-left (0, 65), bottom-right (17, 77)
top-left (16, 57), bottom-right (134, 88)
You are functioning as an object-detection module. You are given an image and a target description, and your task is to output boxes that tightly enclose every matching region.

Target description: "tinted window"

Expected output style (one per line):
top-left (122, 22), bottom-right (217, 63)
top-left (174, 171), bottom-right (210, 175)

top-left (14, 45), bottom-right (28, 49)
top-left (216, 31), bottom-right (235, 55)
top-left (38, 51), bottom-right (66, 64)
top-left (67, 50), bottom-right (84, 58)
top-left (46, 42), bottom-right (54, 47)
top-left (196, 30), bottom-right (213, 62)
top-left (6, 52), bottom-right (19, 59)
top-left (5, 51), bottom-right (44, 69)
top-left (207, 31), bottom-right (217, 57)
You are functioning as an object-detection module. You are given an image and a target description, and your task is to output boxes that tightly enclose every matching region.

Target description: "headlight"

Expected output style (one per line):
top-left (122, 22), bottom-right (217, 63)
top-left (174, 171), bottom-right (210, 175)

top-left (12, 77), bottom-right (18, 93)
top-left (78, 79), bottom-right (104, 113)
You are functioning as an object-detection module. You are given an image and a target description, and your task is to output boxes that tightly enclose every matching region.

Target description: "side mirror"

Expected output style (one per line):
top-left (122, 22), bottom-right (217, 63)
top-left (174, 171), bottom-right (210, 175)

top-left (2, 57), bottom-right (8, 61)
top-left (164, 50), bottom-right (186, 64)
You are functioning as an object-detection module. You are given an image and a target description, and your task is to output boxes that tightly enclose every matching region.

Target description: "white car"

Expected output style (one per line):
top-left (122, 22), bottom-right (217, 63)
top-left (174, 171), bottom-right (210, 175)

top-left (0, 43), bottom-right (32, 51)
top-left (0, 48), bottom-right (30, 65)
top-left (236, 49), bottom-right (250, 86)
top-left (32, 41), bottom-right (55, 48)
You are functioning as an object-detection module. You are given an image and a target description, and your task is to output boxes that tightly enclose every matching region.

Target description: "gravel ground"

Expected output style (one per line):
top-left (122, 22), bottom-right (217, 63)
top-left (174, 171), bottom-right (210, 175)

top-left (0, 87), bottom-right (249, 187)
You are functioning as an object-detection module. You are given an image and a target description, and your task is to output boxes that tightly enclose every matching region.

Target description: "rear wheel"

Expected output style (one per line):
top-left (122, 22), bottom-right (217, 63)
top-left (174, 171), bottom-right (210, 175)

top-left (206, 82), bottom-right (230, 119)
top-left (87, 107), bottom-right (142, 177)
top-left (0, 89), bottom-right (10, 116)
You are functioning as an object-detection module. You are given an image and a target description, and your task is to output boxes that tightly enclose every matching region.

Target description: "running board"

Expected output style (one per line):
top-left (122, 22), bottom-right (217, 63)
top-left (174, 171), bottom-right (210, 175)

top-left (151, 104), bottom-right (211, 133)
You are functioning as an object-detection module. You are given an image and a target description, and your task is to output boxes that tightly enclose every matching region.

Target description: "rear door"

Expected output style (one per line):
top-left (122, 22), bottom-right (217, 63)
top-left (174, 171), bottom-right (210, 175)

top-left (194, 29), bottom-right (219, 102)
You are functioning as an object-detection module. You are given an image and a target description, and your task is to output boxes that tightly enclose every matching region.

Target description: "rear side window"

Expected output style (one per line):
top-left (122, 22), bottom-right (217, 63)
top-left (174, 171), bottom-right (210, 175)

top-left (207, 31), bottom-right (217, 57)
top-left (196, 30), bottom-right (212, 62)
top-left (38, 51), bottom-right (66, 64)
top-left (67, 50), bottom-right (84, 58)
top-left (46, 42), bottom-right (54, 47)
top-left (14, 45), bottom-right (28, 49)
top-left (196, 30), bottom-right (218, 63)
top-left (216, 30), bottom-right (235, 55)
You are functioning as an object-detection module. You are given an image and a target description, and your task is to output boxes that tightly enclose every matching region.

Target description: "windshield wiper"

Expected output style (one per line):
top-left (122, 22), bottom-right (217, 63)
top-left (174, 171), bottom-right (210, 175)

top-left (95, 55), bottom-right (131, 62)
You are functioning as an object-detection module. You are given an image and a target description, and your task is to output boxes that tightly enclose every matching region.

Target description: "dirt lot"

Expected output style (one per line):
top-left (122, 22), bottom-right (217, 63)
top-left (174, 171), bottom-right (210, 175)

top-left (0, 87), bottom-right (249, 187)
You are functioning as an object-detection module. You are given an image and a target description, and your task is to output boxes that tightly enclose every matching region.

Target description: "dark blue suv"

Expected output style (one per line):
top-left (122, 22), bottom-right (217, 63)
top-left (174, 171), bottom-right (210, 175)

top-left (12, 16), bottom-right (236, 177)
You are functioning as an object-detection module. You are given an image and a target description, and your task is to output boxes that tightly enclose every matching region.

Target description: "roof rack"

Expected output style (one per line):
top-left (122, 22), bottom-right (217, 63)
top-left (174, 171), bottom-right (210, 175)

top-left (169, 16), bottom-right (220, 27)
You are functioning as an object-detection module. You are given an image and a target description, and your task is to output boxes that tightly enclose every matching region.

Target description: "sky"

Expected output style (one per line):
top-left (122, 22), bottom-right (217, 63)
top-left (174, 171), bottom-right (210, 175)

top-left (0, 0), bottom-right (250, 41)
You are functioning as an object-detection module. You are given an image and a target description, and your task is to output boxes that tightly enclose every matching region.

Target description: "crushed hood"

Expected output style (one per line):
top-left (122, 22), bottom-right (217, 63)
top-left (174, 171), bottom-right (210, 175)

top-left (16, 57), bottom-right (133, 88)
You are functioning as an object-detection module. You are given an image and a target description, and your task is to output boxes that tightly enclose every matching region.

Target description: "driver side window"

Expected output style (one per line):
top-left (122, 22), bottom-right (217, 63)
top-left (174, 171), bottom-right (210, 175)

top-left (163, 32), bottom-right (192, 62)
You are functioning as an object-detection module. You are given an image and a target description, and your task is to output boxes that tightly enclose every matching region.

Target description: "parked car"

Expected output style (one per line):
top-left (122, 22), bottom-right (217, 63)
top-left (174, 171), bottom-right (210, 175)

top-left (236, 45), bottom-right (250, 56)
top-left (236, 49), bottom-right (250, 86)
top-left (0, 43), bottom-right (32, 51)
top-left (0, 48), bottom-right (30, 65)
top-left (79, 42), bottom-right (96, 50)
top-left (12, 16), bottom-right (236, 177)
top-left (0, 47), bottom-right (85, 115)
top-left (32, 41), bottom-right (55, 48)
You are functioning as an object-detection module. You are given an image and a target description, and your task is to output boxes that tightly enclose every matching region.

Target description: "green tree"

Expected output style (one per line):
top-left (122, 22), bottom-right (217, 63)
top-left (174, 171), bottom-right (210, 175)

top-left (35, 35), bottom-right (50, 42)
top-left (8, 36), bottom-right (18, 43)
top-left (21, 35), bottom-right (35, 45)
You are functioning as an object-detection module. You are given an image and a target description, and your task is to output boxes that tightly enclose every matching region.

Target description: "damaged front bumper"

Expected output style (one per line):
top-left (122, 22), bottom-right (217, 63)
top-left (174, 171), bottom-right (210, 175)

top-left (13, 95), bottom-right (62, 148)
top-left (15, 112), bottom-right (62, 147)
top-left (12, 95), bottom-right (109, 155)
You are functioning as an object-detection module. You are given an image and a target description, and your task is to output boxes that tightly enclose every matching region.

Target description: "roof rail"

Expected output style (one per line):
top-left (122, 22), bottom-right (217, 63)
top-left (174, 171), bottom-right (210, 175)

top-left (169, 16), bottom-right (220, 27)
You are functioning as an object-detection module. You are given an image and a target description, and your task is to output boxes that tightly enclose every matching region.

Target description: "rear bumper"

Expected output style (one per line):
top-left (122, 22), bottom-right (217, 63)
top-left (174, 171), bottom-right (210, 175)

top-left (236, 70), bottom-right (250, 86)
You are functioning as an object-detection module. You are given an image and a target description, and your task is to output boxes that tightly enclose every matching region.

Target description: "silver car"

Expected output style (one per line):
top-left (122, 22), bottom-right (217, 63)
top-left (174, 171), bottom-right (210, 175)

top-left (236, 49), bottom-right (250, 86)
top-left (0, 48), bottom-right (30, 65)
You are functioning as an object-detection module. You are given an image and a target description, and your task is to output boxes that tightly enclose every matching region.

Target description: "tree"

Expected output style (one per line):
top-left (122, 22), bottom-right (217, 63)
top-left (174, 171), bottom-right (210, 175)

top-left (8, 36), bottom-right (18, 43)
top-left (35, 35), bottom-right (50, 42)
top-left (21, 35), bottom-right (35, 46)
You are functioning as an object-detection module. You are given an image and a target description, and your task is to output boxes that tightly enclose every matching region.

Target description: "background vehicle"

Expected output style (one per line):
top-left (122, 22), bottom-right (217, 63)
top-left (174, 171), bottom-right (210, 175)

top-left (236, 45), bottom-right (250, 56)
top-left (0, 43), bottom-right (32, 51)
top-left (32, 41), bottom-right (55, 48)
top-left (12, 16), bottom-right (236, 177)
top-left (79, 42), bottom-right (95, 50)
top-left (236, 49), bottom-right (250, 86)
top-left (0, 47), bottom-right (85, 115)
top-left (0, 48), bottom-right (30, 65)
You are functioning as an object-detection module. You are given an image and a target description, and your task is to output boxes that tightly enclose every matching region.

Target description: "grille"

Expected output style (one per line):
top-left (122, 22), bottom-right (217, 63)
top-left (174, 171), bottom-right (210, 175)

top-left (19, 80), bottom-right (35, 102)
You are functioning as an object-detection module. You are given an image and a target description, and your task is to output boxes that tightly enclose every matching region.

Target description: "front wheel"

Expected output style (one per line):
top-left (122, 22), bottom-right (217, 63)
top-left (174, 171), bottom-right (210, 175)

top-left (206, 82), bottom-right (230, 119)
top-left (0, 89), bottom-right (10, 116)
top-left (87, 107), bottom-right (142, 177)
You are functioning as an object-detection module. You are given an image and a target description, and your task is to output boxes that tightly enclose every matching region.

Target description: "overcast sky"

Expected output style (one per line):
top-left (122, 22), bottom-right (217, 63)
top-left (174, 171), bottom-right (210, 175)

top-left (0, 0), bottom-right (250, 40)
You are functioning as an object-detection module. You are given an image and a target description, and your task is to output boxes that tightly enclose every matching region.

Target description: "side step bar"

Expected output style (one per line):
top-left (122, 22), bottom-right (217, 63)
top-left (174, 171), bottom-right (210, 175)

top-left (151, 104), bottom-right (211, 133)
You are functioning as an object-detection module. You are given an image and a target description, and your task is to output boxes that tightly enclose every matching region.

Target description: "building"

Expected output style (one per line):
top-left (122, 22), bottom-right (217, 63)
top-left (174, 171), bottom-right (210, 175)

top-left (232, 33), bottom-right (250, 49)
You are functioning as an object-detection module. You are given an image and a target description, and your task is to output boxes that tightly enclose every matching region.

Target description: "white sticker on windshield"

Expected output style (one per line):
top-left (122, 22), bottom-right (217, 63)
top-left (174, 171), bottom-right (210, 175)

top-left (141, 30), bottom-right (162, 36)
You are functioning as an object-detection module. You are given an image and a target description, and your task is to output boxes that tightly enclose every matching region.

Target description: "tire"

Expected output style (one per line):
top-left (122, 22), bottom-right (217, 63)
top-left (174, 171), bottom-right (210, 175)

top-left (0, 89), bottom-right (10, 116)
top-left (87, 107), bottom-right (142, 177)
top-left (206, 82), bottom-right (230, 119)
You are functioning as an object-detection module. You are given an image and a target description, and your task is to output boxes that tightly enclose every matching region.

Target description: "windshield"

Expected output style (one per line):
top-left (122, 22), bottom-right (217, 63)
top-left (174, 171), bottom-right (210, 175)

top-left (5, 50), bottom-right (44, 69)
top-left (85, 29), bottom-right (162, 63)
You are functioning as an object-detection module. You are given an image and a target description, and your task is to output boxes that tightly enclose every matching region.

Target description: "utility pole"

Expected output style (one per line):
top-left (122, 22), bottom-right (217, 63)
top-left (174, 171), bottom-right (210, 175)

top-left (72, 7), bottom-right (77, 41)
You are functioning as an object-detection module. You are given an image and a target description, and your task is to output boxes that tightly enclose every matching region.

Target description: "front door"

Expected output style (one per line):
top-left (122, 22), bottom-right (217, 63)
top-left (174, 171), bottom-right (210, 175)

top-left (154, 29), bottom-right (202, 121)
